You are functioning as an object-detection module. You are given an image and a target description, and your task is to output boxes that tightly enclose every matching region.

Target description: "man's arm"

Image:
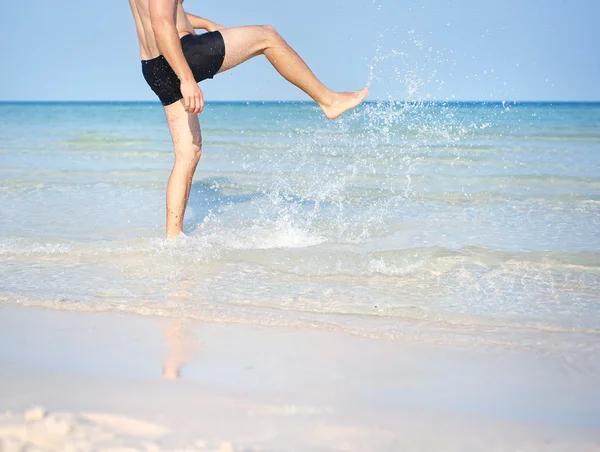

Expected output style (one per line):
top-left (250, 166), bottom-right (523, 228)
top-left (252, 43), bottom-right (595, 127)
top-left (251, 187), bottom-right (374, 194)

top-left (185, 13), bottom-right (225, 32)
top-left (149, 0), bottom-right (203, 114)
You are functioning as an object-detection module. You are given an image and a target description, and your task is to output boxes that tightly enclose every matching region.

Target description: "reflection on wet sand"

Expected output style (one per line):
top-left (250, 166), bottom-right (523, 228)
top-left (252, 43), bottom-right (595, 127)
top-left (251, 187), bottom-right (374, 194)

top-left (162, 320), bottom-right (195, 380)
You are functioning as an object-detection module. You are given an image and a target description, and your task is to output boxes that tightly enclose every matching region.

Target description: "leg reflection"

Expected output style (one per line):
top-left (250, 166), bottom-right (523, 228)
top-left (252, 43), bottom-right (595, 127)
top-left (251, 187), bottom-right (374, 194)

top-left (162, 320), bottom-right (195, 380)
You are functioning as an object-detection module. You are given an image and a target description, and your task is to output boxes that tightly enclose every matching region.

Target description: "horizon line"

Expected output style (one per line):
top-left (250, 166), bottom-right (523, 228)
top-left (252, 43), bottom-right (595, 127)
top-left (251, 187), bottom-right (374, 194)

top-left (1, 100), bottom-right (600, 105)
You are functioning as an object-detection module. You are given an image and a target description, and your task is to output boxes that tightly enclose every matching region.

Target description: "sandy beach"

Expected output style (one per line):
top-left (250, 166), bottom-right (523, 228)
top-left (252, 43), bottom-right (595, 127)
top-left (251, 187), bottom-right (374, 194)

top-left (0, 305), bottom-right (599, 451)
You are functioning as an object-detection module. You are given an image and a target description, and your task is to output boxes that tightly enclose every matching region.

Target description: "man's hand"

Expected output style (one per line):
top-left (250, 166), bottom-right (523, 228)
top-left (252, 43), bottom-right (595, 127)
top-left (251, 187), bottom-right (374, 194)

top-left (180, 79), bottom-right (204, 114)
top-left (185, 13), bottom-right (226, 32)
top-left (206, 22), bottom-right (226, 32)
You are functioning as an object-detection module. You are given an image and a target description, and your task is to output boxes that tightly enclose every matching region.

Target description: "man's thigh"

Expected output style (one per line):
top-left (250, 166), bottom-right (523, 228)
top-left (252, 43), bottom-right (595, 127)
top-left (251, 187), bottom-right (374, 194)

top-left (164, 101), bottom-right (202, 157)
top-left (217, 26), bottom-right (271, 74)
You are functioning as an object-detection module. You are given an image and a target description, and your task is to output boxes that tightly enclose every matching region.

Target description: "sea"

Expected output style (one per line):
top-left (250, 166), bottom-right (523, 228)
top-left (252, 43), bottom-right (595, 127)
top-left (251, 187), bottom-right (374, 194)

top-left (0, 101), bottom-right (599, 360)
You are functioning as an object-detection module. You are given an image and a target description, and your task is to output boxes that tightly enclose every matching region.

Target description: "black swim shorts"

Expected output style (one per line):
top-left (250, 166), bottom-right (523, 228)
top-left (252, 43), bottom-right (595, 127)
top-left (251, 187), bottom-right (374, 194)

top-left (141, 31), bottom-right (226, 106)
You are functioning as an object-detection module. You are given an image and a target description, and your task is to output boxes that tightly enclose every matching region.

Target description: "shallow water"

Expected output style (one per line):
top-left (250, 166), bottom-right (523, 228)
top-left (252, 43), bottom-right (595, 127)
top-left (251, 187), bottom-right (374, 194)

top-left (0, 101), bottom-right (599, 355)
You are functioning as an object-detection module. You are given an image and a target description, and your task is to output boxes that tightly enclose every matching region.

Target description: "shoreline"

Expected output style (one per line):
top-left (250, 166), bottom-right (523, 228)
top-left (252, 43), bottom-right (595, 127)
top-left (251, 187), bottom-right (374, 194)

top-left (1, 305), bottom-right (599, 451)
top-left (3, 294), bottom-right (599, 356)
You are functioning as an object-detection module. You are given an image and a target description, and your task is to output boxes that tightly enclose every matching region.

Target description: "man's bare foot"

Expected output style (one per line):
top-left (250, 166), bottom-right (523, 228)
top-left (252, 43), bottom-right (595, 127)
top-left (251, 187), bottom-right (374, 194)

top-left (166, 231), bottom-right (187, 240)
top-left (321, 88), bottom-right (369, 120)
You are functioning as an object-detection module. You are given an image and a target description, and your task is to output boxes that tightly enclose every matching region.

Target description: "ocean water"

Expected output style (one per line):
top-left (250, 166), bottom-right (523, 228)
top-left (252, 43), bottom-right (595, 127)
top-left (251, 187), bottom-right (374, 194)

top-left (1, 101), bottom-right (599, 356)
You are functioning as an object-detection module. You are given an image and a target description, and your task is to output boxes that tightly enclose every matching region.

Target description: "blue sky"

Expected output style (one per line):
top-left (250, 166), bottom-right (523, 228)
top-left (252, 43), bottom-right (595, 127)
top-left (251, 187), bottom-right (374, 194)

top-left (1, 0), bottom-right (598, 101)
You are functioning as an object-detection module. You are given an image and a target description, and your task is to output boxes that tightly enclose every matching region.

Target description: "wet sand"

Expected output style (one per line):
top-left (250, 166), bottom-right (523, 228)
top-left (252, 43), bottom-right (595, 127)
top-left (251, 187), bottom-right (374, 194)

top-left (0, 305), bottom-right (599, 451)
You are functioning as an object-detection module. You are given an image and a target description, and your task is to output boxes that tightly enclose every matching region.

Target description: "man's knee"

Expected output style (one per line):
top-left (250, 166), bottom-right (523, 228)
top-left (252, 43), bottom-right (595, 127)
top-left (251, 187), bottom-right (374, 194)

top-left (262, 24), bottom-right (282, 43)
top-left (175, 142), bottom-right (202, 164)
top-left (189, 143), bottom-right (202, 162)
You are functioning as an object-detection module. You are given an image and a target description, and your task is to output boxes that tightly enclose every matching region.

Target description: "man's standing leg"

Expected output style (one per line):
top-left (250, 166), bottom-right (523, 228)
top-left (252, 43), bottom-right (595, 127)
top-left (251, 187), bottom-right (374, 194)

top-left (164, 101), bottom-right (202, 239)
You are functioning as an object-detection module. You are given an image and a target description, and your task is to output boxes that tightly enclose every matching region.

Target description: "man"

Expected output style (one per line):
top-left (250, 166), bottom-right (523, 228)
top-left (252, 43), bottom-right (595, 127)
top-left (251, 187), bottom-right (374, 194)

top-left (128, 0), bottom-right (369, 239)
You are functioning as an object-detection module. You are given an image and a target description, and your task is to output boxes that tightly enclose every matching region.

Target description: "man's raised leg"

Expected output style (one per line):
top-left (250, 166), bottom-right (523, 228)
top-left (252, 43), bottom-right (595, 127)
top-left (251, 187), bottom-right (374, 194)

top-left (164, 101), bottom-right (202, 239)
top-left (217, 26), bottom-right (368, 119)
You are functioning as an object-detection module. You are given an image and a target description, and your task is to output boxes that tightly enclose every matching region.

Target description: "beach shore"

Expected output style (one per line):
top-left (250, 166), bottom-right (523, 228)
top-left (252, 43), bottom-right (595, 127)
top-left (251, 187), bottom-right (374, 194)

top-left (0, 305), bottom-right (599, 451)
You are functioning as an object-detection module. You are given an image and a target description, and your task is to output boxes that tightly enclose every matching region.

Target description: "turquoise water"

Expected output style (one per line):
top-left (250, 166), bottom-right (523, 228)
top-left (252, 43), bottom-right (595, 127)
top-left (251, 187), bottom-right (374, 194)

top-left (0, 101), bottom-right (599, 354)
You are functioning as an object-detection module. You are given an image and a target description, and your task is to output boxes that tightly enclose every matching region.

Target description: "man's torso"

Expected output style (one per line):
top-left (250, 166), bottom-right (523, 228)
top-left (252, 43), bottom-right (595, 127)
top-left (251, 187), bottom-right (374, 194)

top-left (128, 0), bottom-right (195, 60)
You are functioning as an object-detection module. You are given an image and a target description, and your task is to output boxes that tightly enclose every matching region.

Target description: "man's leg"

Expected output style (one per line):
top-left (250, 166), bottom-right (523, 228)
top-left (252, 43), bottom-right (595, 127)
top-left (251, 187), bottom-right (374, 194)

top-left (164, 101), bottom-right (202, 239)
top-left (218, 25), bottom-right (368, 120)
